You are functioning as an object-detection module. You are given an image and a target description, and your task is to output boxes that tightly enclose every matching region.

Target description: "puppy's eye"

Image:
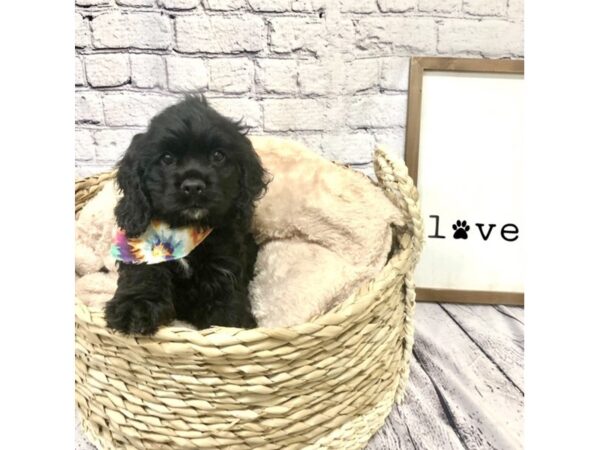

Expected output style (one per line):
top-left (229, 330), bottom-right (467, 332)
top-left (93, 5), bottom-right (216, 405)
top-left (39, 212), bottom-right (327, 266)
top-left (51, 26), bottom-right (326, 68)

top-left (211, 150), bottom-right (226, 163)
top-left (160, 153), bottom-right (175, 165)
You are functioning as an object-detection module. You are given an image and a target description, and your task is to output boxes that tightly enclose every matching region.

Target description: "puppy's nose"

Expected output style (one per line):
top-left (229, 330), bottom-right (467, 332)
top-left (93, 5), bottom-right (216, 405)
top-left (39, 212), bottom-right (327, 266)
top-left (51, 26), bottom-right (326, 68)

top-left (180, 179), bottom-right (206, 195)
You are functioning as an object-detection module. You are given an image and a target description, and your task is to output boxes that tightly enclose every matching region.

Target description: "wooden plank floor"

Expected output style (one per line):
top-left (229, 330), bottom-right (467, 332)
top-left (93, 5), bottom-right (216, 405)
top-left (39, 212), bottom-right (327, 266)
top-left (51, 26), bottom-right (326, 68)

top-left (366, 303), bottom-right (524, 450)
top-left (75, 304), bottom-right (524, 450)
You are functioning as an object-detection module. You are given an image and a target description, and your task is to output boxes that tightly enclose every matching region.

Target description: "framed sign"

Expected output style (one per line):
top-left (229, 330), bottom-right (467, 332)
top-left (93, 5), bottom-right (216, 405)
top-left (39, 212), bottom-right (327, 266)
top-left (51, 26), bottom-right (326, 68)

top-left (405, 57), bottom-right (524, 305)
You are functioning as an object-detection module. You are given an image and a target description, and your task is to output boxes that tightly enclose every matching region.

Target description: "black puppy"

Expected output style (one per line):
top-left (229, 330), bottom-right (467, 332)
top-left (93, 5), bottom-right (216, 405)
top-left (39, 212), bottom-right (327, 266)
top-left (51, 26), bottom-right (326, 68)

top-left (104, 95), bottom-right (268, 335)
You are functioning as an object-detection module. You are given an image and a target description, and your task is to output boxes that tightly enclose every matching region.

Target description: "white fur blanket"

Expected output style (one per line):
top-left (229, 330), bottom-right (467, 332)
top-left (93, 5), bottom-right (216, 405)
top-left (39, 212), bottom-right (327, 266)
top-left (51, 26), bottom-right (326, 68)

top-left (75, 137), bottom-right (403, 328)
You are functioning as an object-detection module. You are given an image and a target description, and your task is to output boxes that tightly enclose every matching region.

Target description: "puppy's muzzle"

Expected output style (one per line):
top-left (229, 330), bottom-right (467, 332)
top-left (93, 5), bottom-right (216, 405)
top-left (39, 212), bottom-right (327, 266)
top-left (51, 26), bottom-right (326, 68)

top-left (180, 179), bottom-right (206, 196)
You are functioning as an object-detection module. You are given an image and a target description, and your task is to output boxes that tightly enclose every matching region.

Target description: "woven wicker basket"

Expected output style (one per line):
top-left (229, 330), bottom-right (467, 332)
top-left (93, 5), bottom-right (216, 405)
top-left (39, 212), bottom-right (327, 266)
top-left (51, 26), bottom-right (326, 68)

top-left (75, 147), bottom-right (423, 450)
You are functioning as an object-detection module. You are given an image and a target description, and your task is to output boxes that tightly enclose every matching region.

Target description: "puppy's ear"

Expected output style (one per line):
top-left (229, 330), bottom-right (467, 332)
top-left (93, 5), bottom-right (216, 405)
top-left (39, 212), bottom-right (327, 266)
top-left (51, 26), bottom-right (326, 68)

top-left (236, 139), bottom-right (269, 226)
top-left (114, 133), bottom-right (152, 237)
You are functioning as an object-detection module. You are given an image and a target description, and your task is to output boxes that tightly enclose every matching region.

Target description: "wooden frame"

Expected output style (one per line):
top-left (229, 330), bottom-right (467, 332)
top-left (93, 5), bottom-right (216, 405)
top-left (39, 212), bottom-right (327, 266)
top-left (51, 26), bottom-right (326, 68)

top-left (405, 57), bottom-right (524, 306)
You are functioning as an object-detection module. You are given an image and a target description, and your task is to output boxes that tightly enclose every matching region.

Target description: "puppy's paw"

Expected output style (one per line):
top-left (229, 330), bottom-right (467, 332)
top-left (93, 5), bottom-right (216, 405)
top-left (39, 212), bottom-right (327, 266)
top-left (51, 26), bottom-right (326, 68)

top-left (104, 294), bottom-right (175, 336)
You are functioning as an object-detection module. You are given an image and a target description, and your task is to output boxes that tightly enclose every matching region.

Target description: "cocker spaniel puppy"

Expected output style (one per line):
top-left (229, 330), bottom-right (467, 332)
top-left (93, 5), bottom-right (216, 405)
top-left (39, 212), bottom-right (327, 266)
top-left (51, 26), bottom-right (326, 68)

top-left (104, 96), bottom-right (268, 335)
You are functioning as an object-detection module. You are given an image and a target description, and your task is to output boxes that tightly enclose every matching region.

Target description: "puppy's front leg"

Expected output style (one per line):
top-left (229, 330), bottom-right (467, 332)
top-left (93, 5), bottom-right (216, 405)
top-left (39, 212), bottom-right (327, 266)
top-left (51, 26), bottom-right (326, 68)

top-left (183, 260), bottom-right (257, 329)
top-left (105, 264), bottom-right (176, 335)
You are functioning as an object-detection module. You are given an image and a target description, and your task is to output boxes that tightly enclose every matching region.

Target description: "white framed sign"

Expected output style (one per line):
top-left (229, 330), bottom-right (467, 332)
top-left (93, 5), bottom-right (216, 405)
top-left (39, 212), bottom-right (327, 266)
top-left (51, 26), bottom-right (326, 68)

top-left (405, 57), bottom-right (524, 305)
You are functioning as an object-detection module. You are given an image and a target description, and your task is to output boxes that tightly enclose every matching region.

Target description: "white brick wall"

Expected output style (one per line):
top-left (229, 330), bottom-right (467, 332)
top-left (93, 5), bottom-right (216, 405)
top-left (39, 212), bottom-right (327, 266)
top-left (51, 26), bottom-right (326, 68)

top-left (208, 58), bottom-right (254, 93)
top-left (256, 59), bottom-right (298, 94)
top-left (85, 54), bottom-right (131, 87)
top-left (130, 54), bottom-right (167, 89)
top-left (175, 15), bottom-right (267, 53)
top-left (166, 56), bottom-right (209, 92)
top-left (74, 0), bottom-right (523, 177)
top-left (92, 11), bottom-right (173, 49)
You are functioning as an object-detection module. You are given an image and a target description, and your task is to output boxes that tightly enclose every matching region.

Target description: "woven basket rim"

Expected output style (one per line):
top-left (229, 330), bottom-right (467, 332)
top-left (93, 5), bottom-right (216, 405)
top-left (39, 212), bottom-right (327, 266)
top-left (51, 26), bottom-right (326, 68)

top-left (75, 146), bottom-right (423, 346)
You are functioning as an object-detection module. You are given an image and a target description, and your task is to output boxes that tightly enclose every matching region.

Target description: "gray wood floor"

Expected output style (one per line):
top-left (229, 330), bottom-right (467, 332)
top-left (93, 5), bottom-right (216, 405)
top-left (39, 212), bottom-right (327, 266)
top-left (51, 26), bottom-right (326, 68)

top-left (365, 303), bottom-right (524, 450)
top-left (75, 303), bottom-right (524, 450)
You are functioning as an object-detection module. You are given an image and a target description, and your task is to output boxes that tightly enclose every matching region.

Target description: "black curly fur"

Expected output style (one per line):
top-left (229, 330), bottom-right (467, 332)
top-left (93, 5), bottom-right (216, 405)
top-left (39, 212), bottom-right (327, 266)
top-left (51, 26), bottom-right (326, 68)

top-left (104, 95), bottom-right (268, 335)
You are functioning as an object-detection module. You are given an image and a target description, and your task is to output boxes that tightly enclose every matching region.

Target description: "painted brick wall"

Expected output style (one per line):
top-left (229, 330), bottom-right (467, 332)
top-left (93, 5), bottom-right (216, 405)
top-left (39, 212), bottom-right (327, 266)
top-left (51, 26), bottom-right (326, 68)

top-left (75, 0), bottom-right (523, 177)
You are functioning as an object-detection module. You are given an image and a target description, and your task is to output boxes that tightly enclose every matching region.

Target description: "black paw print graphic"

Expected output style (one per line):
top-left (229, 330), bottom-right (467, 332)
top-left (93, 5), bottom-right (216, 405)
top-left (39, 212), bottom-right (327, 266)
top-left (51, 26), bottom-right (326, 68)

top-left (452, 220), bottom-right (470, 239)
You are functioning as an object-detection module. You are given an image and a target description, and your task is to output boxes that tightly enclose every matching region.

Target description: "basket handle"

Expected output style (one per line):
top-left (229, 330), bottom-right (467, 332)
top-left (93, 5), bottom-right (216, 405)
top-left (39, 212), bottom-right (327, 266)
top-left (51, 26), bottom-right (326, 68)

top-left (373, 147), bottom-right (424, 269)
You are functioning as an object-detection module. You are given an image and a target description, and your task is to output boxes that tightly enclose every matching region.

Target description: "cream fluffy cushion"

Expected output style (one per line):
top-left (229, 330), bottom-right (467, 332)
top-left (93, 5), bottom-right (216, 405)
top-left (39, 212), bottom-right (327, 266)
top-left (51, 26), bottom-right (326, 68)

top-left (75, 137), bottom-right (404, 328)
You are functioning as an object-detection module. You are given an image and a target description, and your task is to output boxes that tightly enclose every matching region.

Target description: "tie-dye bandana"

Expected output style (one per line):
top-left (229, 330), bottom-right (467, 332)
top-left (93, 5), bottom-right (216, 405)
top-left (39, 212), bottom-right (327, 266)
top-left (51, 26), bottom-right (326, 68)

top-left (110, 220), bottom-right (213, 265)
